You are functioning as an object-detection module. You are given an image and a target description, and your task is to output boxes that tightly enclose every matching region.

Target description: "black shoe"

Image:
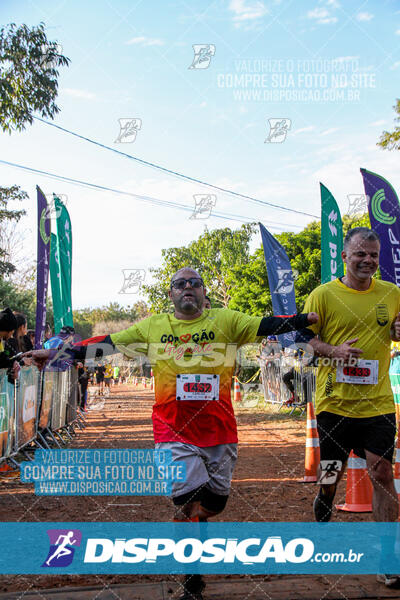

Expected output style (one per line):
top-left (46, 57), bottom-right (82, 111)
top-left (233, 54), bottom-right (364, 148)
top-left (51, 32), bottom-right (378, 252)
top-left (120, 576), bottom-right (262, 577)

top-left (377, 574), bottom-right (400, 588)
top-left (313, 488), bottom-right (333, 522)
top-left (178, 574), bottom-right (205, 600)
top-left (178, 591), bottom-right (204, 600)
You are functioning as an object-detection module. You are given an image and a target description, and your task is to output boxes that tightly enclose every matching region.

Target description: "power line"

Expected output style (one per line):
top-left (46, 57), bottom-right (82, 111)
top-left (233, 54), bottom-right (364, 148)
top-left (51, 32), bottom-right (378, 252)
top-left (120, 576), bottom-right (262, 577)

top-left (0, 159), bottom-right (303, 231)
top-left (34, 116), bottom-right (319, 219)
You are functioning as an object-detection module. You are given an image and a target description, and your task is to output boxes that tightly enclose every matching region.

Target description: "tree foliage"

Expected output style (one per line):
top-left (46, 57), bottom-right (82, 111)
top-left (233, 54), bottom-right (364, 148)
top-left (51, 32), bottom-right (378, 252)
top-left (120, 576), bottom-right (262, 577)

top-left (73, 302), bottom-right (150, 339)
top-left (0, 22), bottom-right (69, 132)
top-left (0, 185), bottom-right (27, 276)
top-left (228, 222), bottom-right (321, 314)
top-left (377, 99), bottom-right (400, 151)
top-left (143, 224), bottom-right (256, 312)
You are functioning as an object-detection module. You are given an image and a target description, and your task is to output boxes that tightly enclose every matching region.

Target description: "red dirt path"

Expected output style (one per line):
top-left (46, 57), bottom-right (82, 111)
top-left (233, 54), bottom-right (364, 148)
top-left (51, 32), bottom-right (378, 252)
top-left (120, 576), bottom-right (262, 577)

top-left (0, 384), bottom-right (397, 599)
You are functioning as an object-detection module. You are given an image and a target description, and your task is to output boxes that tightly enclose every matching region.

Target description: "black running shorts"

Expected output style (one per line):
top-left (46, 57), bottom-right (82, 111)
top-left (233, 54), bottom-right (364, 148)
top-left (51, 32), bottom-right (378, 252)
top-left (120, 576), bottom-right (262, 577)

top-left (317, 411), bottom-right (396, 463)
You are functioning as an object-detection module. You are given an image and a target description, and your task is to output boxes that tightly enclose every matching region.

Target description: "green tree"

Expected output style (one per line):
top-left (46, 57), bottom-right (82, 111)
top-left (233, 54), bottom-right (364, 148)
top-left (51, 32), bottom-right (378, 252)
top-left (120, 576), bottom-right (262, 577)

top-left (73, 301), bottom-right (150, 339)
top-left (0, 185), bottom-right (27, 276)
top-left (229, 221), bottom-right (321, 314)
top-left (0, 22), bottom-right (69, 132)
top-left (377, 99), bottom-right (400, 151)
top-left (143, 224), bottom-right (256, 312)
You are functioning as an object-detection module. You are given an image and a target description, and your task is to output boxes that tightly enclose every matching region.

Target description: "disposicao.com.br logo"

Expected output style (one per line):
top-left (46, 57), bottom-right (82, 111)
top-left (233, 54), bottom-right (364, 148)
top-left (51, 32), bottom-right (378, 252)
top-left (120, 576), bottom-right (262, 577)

top-left (83, 535), bottom-right (362, 566)
top-left (28, 522), bottom-right (397, 575)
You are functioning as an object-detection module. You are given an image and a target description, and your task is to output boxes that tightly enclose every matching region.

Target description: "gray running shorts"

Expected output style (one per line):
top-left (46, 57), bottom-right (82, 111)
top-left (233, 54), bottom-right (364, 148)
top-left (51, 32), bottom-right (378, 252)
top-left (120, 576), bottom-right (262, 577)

top-left (155, 442), bottom-right (238, 497)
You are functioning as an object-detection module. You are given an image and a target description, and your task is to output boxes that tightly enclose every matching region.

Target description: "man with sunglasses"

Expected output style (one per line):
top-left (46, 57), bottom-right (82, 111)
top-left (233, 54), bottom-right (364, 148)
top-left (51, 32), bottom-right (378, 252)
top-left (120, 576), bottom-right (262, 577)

top-left (27, 267), bottom-right (317, 600)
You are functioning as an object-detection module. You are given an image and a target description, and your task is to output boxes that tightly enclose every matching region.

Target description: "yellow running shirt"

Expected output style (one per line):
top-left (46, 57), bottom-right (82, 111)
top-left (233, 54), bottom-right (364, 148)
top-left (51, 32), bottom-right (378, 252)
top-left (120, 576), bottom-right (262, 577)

top-left (111, 309), bottom-right (263, 446)
top-left (304, 278), bottom-right (400, 417)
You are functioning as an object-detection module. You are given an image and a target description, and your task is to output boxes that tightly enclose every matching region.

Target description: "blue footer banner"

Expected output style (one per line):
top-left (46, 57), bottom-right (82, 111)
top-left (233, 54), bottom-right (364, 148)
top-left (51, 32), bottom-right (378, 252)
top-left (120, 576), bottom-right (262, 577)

top-left (1, 522), bottom-right (399, 574)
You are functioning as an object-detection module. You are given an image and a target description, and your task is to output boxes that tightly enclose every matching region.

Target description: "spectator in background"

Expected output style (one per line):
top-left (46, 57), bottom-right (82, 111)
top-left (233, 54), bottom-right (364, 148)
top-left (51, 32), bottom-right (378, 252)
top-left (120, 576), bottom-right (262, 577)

top-left (10, 313), bottom-right (33, 353)
top-left (43, 326), bottom-right (76, 371)
top-left (26, 329), bottom-right (35, 348)
top-left (113, 365), bottom-right (120, 385)
top-left (44, 323), bottom-right (52, 342)
top-left (78, 364), bottom-right (90, 411)
top-left (0, 308), bottom-right (20, 380)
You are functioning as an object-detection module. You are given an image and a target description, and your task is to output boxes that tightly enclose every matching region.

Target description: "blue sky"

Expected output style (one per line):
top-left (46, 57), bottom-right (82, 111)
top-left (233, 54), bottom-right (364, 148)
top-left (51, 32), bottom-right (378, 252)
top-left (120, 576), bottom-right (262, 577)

top-left (1, 0), bottom-right (400, 309)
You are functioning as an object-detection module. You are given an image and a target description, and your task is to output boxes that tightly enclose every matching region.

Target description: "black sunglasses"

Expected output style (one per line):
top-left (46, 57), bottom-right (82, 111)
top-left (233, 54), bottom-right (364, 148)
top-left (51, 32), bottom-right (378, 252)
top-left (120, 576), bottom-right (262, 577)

top-left (170, 277), bottom-right (204, 290)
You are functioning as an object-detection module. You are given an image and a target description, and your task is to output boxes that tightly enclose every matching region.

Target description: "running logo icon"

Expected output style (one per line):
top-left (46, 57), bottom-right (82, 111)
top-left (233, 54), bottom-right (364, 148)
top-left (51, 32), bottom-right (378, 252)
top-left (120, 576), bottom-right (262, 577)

top-left (42, 529), bottom-right (82, 567)
top-left (115, 118), bottom-right (142, 143)
top-left (189, 45), bottom-right (216, 69)
top-left (347, 194), bottom-right (368, 218)
top-left (264, 119), bottom-right (291, 143)
top-left (190, 194), bottom-right (217, 219)
top-left (119, 269), bottom-right (146, 294)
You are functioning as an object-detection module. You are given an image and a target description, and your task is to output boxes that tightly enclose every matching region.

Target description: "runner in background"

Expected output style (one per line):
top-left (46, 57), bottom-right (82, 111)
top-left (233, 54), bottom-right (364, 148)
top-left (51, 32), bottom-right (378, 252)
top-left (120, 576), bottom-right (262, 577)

top-left (113, 364), bottom-right (120, 385)
top-left (95, 363), bottom-right (105, 393)
top-left (104, 362), bottom-right (113, 389)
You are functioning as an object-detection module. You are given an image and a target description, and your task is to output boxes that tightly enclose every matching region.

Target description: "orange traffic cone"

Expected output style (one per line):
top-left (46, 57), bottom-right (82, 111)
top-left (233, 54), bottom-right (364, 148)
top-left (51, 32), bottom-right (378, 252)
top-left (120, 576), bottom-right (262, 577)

top-left (142, 377), bottom-right (146, 389)
top-left (233, 378), bottom-right (242, 402)
top-left (336, 451), bottom-right (372, 512)
top-left (302, 400), bottom-right (320, 482)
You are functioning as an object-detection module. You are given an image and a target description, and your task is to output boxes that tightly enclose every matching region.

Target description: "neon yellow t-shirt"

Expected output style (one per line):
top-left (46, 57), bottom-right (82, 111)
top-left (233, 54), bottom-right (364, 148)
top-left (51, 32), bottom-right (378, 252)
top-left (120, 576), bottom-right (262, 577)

top-left (104, 365), bottom-right (113, 378)
top-left (304, 278), bottom-right (400, 417)
top-left (111, 308), bottom-right (263, 446)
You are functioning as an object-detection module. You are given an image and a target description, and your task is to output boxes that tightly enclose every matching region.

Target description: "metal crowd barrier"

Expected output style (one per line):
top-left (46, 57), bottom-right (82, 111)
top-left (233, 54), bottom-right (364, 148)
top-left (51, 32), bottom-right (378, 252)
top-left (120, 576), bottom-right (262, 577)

top-left (259, 356), bottom-right (317, 413)
top-left (0, 365), bottom-right (85, 466)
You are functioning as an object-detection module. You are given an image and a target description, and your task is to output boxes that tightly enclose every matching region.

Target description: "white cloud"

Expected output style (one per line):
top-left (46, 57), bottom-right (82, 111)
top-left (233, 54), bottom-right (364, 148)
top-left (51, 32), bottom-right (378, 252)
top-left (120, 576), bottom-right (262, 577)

top-left (356, 12), bottom-right (373, 22)
top-left (307, 6), bottom-right (338, 24)
top-left (293, 126), bottom-right (315, 135)
top-left (321, 128), bottom-right (339, 136)
top-left (369, 120), bottom-right (385, 126)
top-left (396, 28), bottom-right (400, 35)
top-left (63, 88), bottom-right (95, 100)
top-left (126, 36), bottom-right (164, 47)
top-left (390, 61), bottom-right (400, 70)
top-left (229, 0), bottom-right (268, 23)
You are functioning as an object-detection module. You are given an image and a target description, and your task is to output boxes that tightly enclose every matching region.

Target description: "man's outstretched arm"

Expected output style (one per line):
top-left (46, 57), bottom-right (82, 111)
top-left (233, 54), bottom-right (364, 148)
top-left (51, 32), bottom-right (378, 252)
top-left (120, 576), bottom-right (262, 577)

top-left (25, 334), bottom-right (118, 370)
top-left (256, 312), bottom-right (318, 336)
